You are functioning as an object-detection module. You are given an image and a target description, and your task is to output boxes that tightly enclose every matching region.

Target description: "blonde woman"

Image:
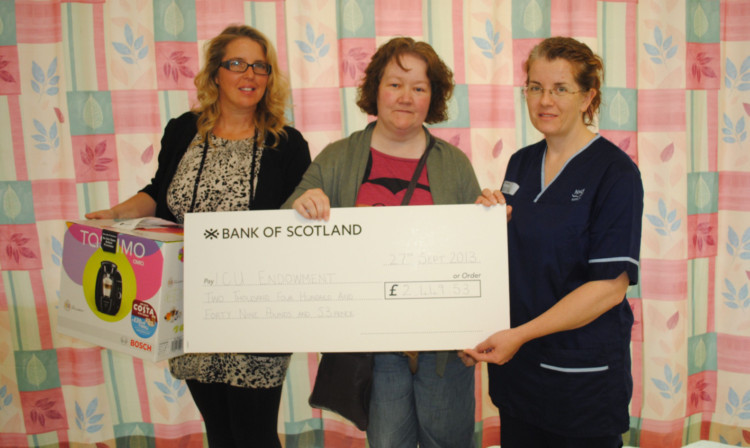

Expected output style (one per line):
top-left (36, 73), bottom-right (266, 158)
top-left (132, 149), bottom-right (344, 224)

top-left (87, 25), bottom-right (310, 447)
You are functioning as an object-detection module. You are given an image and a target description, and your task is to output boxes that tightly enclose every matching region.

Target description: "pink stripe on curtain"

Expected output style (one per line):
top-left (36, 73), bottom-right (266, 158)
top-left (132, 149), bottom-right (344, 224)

top-left (718, 172), bottom-right (750, 211)
top-left (92, 3), bottom-right (108, 91)
top-left (133, 358), bottom-right (152, 422)
top-left (640, 259), bottom-right (689, 301)
top-left (721, 0), bottom-right (750, 41)
top-left (625, 2), bottom-right (638, 89)
top-left (57, 347), bottom-right (106, 387)
top-left (638, 90), bottom-right (687, 133)
top-left (8, 95), bottom-right (28, 181)
top-left (273, 2), bottom-right (290, 75)
top-left (550, 0), bottom-right (597, 37)
top-left (450, 0), bottom-right (466, 85)
top-left (15, 2), bottom-right (61, 44)
top-left (374, 0), bottom-right (422, 37)
top-left (468, 85), bottom-right (516, 129)
top-left (153, 420), bottom-right (206, 439)
top-left (706, 257), bottom-right (716, 334)
top-left (112, 90), bottom-right (162, 134)
top-left (30, 270), bottom-right (53, 350)
top-left (31, 180), bottom-right (79, 221)
top-left (706, 90), bottom-right (719, 172)
top-left (291, 87), bottom-right (342, 131)
top-left (195, 0), bottom-right (246, 40)
top-left (717, 333), bottom-right (750, 373)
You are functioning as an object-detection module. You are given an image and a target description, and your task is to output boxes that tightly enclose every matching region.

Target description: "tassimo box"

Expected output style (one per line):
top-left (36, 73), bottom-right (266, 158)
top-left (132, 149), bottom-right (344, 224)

top-left (58, 218), bottom-right (184, 361)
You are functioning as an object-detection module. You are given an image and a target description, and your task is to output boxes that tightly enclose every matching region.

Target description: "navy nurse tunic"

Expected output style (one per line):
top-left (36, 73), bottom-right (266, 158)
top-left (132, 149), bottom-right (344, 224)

top-left (488, 135), bottom-right (644, 437)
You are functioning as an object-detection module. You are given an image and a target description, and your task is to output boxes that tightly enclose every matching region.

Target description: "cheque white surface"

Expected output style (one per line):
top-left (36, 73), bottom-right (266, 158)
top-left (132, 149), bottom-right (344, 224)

top-left (183, 204), bottom-right (509, 353)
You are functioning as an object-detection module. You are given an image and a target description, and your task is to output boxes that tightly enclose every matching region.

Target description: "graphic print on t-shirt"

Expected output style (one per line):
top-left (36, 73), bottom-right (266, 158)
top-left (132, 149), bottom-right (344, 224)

top-left (356, 148), bottom-right (433, 206)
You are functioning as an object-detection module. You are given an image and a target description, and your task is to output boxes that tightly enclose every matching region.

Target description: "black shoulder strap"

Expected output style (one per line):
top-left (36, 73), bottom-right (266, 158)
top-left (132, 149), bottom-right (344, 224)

top-left (401, 134), bottom-right (435, 206)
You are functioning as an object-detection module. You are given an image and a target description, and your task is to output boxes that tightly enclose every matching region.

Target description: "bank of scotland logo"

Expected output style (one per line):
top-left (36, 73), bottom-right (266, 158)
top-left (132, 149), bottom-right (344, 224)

top-left (204, 228), bottom-right (218, 239)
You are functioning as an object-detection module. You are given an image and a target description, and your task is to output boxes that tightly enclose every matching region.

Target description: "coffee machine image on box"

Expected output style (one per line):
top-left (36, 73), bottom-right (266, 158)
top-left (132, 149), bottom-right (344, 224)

top-left (95, 260), bottom-right (122, 315)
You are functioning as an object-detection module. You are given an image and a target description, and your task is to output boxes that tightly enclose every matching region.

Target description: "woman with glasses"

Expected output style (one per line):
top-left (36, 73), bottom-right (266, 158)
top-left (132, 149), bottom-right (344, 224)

top-left (466, 37), bottom-right (643, 447)
top-left (86, 25), bottom-right (310, 447)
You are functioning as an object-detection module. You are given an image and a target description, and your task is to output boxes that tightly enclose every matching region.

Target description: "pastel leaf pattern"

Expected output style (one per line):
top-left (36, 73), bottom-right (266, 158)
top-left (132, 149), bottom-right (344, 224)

top-left (26, 354), bottom-right (47, 387)
top-left (83, 95), bottom-right (104, 131)
top-left (667, 311), bottom-right (679, 330)
top-left (125, 24), bottom-right (134, 46)
top-left (473, 20), bottom-right (503, 59)
top-left (608, 92), bottom-right (630, 127)
top-left (112, 42), bottom-right (131, 57)
top-left (693, 4), bottom-right (709, 38)
top-left (0, 15), bottom-right (4, 35)
top-left (141, 144), bottom-right (154, 164)
top-left (75, 402), bottom-right (84, 429)
top-left (52, 236), bottom-right (62, 266)
top-left (296, 40), bottom-right (313, 53)
top-left (447, 96), bottom-right (459, 122)
top-left (342, 0), bottom-right (364, 33)
top-left (32, 61), bottom-right (44, 84)
top-left (492, 140), bottom-right (503, 159)
top-left (3, 184), bottom-right (22, 221)
top-left (164, 0), bottom-right (185, 37)
top-left (646, 198), bottom-right (680, 236)
top-left (473, 37), bottom-right (491, 50)
top-left (661, 143), bottom-right (675, 162)
top-left (693, 338), bottom-right (707, 369)
top-left (694, 176), bottom-right (711, 209)
top-left (1, 389), bottom-right (10, 407)
top-left (644, 43), bottom-right (660, 57)
top-left (295, 24), bottom-right (329, 63)
top-left (306, 23), bottom-right (315, 44)
top-left (726, 58), bottom-right (737, 89)
top-left (655, 27), bottom-right (663, 47)
top-left (644, 27), bottom-right (678, 65)
top-left (129, 426), bottom-right (148, 448)
top-left (523, 0), bottom-right (543, 33)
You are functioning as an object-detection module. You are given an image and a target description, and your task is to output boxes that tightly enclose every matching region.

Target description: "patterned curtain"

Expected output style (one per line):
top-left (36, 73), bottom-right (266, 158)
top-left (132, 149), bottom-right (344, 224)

top-left (1, 1), bottom-right (749, 447)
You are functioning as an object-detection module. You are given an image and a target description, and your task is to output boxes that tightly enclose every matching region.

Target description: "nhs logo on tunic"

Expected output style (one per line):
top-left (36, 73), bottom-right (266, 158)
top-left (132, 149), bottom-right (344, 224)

top-left (571, 189), bottom-right (585, 201)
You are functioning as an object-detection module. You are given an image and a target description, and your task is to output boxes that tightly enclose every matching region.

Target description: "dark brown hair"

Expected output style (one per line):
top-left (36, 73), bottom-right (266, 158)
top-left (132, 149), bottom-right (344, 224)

top-left (356, 37), bottom-right (454, 124)
top-left (524, 36), bottom-right (603, 126)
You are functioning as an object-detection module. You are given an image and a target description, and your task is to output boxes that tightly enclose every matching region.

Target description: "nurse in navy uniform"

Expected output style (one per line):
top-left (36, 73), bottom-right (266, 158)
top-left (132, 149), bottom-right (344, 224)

top-left (467, 36), bottom-right (643, 448)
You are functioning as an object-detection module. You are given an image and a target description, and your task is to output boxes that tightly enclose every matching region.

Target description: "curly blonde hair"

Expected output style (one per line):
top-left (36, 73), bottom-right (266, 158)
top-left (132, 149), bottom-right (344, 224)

top-left (193, 25), bottom-right (289, 146)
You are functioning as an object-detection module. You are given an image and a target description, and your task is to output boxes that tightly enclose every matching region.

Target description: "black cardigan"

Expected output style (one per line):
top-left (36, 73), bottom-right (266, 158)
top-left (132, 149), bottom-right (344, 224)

top-left (140, 112), bottom-right (311, 221)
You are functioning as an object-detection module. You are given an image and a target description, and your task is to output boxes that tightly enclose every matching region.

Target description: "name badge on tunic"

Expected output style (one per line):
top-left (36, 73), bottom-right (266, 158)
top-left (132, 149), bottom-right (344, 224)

top-left (501, 181), bottom-right (520, 196)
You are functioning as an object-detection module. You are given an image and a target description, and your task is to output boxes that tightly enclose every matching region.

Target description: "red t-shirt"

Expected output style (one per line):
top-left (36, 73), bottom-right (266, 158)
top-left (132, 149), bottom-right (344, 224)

top-left (355, 148), bottom-right (433, 206)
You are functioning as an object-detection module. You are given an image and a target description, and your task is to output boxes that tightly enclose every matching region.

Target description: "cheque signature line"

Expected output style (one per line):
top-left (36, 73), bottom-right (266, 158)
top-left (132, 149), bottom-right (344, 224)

top-left (202, 297), bottom-right (383, 304)
top-left (209, 281), bottom-right (383, 287)
top-left (361, 330), bottom-right (483, 335)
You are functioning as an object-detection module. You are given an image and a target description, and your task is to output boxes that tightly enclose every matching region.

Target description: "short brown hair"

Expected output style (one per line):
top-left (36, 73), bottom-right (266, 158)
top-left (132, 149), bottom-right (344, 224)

top-left (524, 37), bottom-right (603, 126)
top-left (356, 37), bottom-right (454, 124)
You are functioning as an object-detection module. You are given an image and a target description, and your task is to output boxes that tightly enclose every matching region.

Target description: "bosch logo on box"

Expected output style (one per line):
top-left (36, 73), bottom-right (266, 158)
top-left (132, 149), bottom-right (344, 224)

top-left (130, 339), bottom-right (152, 352)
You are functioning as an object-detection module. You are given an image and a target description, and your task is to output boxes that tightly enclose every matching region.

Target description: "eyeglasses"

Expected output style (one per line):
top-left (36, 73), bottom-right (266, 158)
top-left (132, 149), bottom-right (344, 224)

top-left (220, 59), bottom-right (272, 76)
top-left (523, 85), bottom-right (582, 98)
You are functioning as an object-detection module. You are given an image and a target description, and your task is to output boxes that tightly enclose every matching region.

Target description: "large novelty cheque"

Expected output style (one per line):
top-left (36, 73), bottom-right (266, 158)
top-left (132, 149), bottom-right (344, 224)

top-left (183, 204), bottom-right (509, 353)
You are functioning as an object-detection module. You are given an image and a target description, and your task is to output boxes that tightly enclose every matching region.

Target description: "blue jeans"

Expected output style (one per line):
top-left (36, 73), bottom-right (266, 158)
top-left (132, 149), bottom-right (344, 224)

top-left (367, 352), bottom-right (475, 448)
